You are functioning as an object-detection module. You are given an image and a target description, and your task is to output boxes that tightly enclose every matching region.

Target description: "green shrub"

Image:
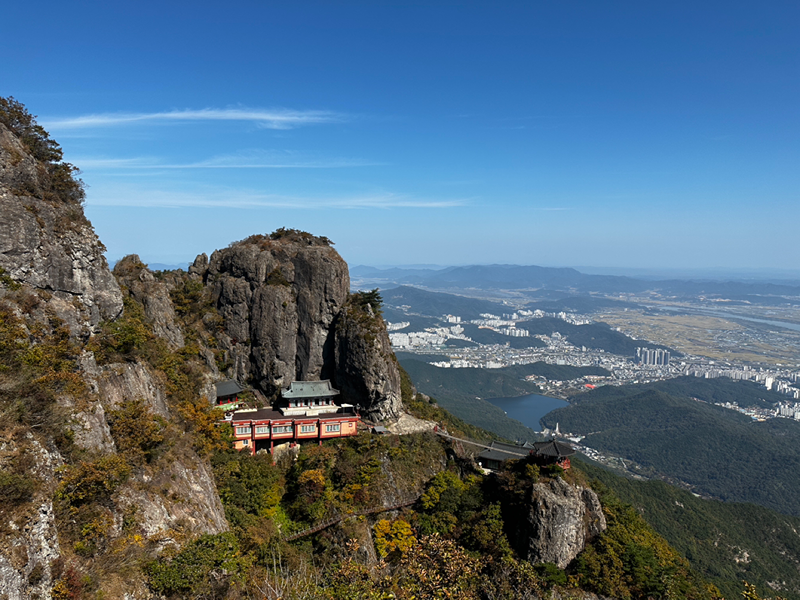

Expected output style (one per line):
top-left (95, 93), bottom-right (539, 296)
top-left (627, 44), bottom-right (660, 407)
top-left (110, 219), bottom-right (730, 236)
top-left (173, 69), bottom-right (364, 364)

top-left (0, 96), bottom-right (86, 206)
top-left (170, 278), bottom-right (206, 316)
top-left (92, 295), bottom-right (153, 361)
top-left (212, 452), bottom-right (284, 518)
top-left (0, 267), bottom-right (21, 291)
top-left (0, 470), bottom-right (35, 504)
top-left (145, 532), bottom-right (244, 596)
top-left (533, 562), bottom-right (568, 587)
top-left (55, 454), bottom-right (130, 507)
top-left (266, 268), bottom-right (291, 287)
top-left (349, 289), bottom-right (383, 316)
top-left (107, 399), bottom-right (166, 464)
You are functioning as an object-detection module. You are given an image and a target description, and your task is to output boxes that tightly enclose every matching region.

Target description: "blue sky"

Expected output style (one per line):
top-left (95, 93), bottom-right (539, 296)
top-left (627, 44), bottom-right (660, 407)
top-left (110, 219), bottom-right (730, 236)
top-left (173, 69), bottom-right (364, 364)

top-left (2, 2), bottom-right (798, 271)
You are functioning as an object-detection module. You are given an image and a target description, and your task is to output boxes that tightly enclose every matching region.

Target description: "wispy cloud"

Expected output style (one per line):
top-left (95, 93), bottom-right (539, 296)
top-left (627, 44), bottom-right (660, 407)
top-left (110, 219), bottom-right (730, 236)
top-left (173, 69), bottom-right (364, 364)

top-left (73, 151), bottom-right (380, 170)
top-left (43, 107), bottom-right (345, 130)
top-left (87, 186), bottom-right (465, 210)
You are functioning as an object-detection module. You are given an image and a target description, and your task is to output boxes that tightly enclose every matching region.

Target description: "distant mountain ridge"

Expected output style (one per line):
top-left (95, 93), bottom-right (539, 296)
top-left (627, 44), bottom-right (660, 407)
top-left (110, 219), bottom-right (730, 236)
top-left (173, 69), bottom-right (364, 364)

top-left (354, 263), bottom-right (800, 298)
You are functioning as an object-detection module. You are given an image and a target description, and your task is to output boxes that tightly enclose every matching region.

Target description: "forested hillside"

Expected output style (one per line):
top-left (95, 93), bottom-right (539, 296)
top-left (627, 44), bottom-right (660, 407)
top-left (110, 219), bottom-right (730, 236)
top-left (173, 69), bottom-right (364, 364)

top-left (581, 461), bottom-right (800, 600)
top-left (543, 379), bottom-right (800, 515)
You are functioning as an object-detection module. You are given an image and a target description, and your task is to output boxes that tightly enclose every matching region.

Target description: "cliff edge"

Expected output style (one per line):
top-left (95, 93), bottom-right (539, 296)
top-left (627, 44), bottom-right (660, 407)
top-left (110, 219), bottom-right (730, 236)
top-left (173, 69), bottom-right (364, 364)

top-left (0, 120), bottom-right (122, 335)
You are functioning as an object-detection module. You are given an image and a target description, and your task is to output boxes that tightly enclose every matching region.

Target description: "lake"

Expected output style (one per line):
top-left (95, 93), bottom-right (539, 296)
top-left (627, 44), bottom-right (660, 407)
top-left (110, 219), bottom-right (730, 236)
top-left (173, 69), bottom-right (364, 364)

top-left (486, 393), bottom-right (568, 432)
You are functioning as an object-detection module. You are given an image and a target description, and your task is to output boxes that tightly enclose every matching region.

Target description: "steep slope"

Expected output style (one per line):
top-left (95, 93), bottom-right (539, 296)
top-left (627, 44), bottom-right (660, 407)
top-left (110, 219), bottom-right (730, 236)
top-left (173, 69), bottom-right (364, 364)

top-left (334, 293), bottom-right (403, 420)
top-left (582, 461), bottom-right (800, 600)
top-left (0, 101), bottom-right (228, 599)
top-left (201, 231), bottom-right (348, 395)
top-left (0, 121), bottom-right (122, 334)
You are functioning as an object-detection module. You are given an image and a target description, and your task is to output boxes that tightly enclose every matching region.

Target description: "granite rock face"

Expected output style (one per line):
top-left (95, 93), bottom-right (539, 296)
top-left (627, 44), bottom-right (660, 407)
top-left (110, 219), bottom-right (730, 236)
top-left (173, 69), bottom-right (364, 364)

top-left (206, 233), bottom-right (350, 397)
top-left (518, 477), bottom-right (607, 569)
top-left (334, 302), bottom-right (403, 421)
top-left (113, 254), bottom-right (185, 349)
top-left (0, 116), bottom-right (228, 599)
top-left (0, 438), bottom-right (63, 600)
top-left (205, 232), bottom-right (403, 419)
top-left (0, 123), bottom-right (123, 334)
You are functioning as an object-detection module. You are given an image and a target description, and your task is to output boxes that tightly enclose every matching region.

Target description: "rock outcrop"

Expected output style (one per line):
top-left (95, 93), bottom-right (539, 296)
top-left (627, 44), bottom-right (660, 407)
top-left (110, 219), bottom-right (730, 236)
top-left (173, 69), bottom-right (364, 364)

top-left (0, 108), bottom-right (227, 599)
top-left (0, 438), bottom-right (63, 600)
top-left (0, 122), bottom-right (123, 334)
top-left (204, 231), bottom-right (403, 419)
top-left (206, 232), bottom-right (349, 397)
top-left (517, 477), bottom-right (607, 569)
top-left (334, 301), bottom-right (403, 420)
top-left (113, 254), bottom-right (185, 349)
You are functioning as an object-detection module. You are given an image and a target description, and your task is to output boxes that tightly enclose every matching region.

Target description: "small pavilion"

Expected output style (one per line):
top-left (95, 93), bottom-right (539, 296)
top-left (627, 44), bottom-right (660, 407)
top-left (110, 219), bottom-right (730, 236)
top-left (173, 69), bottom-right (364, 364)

top-left (531, 439), bottom-right (576, 470)
top-left (477, 439), bottom-right (576, 471)
top-left (279, 380), bottom-right (341, 416)
top-left (214, 380), bottom-right (244, 408)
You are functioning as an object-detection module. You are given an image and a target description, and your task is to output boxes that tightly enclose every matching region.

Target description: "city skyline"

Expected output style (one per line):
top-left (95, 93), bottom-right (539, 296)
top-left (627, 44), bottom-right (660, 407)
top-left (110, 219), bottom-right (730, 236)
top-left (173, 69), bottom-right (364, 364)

top-left (2, 2), bottom-right (798, 271)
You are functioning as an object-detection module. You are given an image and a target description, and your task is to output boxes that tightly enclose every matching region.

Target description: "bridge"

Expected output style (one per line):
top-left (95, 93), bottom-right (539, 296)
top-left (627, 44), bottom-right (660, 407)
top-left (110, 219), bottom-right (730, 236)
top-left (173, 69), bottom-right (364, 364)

top-left (284, 495), bottom-right (420, 541)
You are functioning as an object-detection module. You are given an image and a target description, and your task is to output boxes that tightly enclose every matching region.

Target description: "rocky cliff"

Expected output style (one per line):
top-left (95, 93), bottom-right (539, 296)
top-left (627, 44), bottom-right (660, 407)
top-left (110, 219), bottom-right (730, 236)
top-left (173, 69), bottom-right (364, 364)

top-left (0, 103), bottom-right (227, 600)
top-left (0, 122), bottom-right (123, 335)
top-left (517, 477), bottom-right (607, 569)
top-left (192, 231), bottom-right (402, 419)
top-left (334, 298), bottom-right (403, 420)
top-left (113, 254), bottom-right (185, 349)
top-left (202, 231), bottom-right (349, 396)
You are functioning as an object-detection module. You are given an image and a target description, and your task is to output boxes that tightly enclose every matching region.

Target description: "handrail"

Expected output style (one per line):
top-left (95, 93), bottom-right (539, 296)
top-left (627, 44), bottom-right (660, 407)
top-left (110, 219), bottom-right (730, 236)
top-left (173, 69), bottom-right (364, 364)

top-left (432, 431), bottom-right (530, 458)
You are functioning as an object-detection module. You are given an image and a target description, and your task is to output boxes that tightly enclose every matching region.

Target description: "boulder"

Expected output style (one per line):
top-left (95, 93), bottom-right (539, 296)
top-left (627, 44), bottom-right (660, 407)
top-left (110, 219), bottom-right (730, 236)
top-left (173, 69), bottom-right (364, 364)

top-left (519, 477), bottom-right (607, 569)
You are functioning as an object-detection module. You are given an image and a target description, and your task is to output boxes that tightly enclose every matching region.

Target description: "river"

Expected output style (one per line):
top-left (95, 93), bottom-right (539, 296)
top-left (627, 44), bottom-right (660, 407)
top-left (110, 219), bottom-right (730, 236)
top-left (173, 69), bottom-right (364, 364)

top-left (659, 306), bottom-right (800, 332)
top-left (486, 393), bottom-right (568, 432)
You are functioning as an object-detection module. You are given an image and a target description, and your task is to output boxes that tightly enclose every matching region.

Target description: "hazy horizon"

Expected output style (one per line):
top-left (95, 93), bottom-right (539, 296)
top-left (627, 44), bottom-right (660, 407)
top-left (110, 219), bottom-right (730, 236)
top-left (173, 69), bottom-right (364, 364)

top-left (130, 256), bottom-right (800, 284)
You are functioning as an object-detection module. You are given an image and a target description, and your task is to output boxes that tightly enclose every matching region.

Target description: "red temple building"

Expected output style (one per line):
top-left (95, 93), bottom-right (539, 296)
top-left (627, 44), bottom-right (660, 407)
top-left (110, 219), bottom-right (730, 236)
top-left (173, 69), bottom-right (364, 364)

top-left (226, 380), bottom-right (359, 455)
top-left (214, 380), bottom-right (244, 409)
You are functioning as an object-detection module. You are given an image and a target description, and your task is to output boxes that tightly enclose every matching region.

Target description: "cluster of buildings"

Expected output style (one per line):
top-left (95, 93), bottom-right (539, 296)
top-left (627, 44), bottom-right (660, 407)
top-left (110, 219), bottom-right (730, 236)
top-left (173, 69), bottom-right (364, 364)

top-left (777, 402), bottom-right (800, 419)
top-left (216, 380), bottom-right (360, 455)
top-left (527, 309), bottom-right (591, 325)
top-left (498, 327), bottom-right (529, 337)
top-left (388, 322), bottom-right (468, 349)
top-left (389, 330), bottom-right (448, 348)
top-left (766, 376), bottom-right (800, 398)
top-left (687, 365), bottom-right (800, 400)
top-left (471, 313), bottom-right (516, 328)
top-left (386, 305), bottom-right (800, 406)
top-left (635, 347), bottom-right (671, 366)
